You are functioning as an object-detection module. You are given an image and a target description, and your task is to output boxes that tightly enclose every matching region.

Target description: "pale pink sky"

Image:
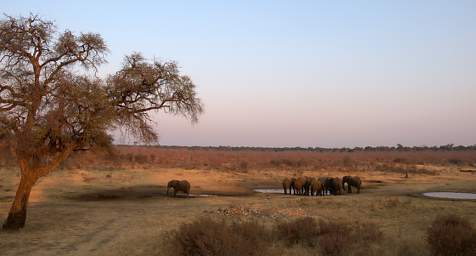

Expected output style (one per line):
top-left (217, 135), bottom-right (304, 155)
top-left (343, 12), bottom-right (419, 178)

top-left (7, 1), bottom-right (475, 147)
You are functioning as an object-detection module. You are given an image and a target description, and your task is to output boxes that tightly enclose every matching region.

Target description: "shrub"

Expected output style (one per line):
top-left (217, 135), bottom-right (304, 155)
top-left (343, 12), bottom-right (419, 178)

top-left (318, 220), bottom-right (383, 256)
top-left (447, 158), bottom-right (464, 165)
top-left (238, 161), bottom-right (249, 171)
top-left (427, 214), bottom-right (476, 256)
top-left (270, 158), bottom-right (308, 168)
top-left (342, 156), bottom-right (354, 167)
top-left (393, 158), bottom-right (407, 163)
top-left (318, 220), bottom-right (351, 256)
top-left (169, 217), bottom-right (269, 256)
top-left (275, 217), bottom-right (319, 246)
top-left (134, 154), bottom-right (149, 163)
top-left (353, 222), bottom-right (383, 244)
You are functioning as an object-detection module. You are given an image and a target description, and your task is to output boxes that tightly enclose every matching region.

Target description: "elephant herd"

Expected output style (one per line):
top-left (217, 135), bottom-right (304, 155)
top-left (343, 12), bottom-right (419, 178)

top-left (282, 176), bottom-right (362, 196)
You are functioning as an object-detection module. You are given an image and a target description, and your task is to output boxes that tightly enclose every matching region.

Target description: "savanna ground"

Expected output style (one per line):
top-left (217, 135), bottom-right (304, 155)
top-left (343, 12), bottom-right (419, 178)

top-left (0, 146), bottom-right (475, 255)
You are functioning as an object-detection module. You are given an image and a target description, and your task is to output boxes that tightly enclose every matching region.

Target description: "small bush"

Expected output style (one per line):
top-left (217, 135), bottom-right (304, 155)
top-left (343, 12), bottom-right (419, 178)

top-left (318, 220), bottom-right (383, 256)
top-left (342, 156), bottom-right (354, 167)
top-left (447, 158), bottom-right (464, 165)
top-left (393, 158), bottom-right (407, 163)
top-left (427, 214), bottom-right (476, 256)
top-left (353, 222), bottom-right (383, 244)
top-left (396, 239), bottom-right (427, 256)
top-left (238, 161), bottom-right (249, 171)
top-left (275, 217), bottom-right (320, 246)
top-left (270, 158), bottom-right (308, 168)
top-left (318, 220), bottom-right (351, 256)
top-left (134, 154), bottom-right (149, 163)
top-left (169, 217), bottom-right (269, 256)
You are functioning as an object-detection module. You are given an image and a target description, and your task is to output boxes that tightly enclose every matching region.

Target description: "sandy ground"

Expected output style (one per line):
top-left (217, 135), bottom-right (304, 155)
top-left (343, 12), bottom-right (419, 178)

top-left (0, 166), bottom-right (475, 256)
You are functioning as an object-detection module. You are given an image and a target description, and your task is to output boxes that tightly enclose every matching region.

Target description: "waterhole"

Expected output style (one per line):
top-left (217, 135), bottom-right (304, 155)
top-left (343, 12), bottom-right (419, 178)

top-left (253, 188), bottom-right (283, 194)
top-left (422, 192), bottom-right (476, 200)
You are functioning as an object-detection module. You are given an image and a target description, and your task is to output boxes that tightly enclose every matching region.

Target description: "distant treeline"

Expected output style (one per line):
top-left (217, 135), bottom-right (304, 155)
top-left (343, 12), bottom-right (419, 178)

top-left (117, 144), bottom-right (476, 152)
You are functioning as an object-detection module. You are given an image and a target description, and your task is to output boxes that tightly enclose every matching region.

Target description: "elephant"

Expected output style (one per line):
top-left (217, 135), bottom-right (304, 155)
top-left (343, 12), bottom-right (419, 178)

top-left (342, 176), bottom-right (362, 193)
top-left (324, 177), bottom-right (342, 195)
top-left (282, 177), bottom-right (292, 194)
top-left (310, 178), bottom-right (323, 196)
top-left (294, 177), bottom-right (305, 195)
top-left (303, 176), bottom-right (314, 196)
top-left (290, 177), bottom-right (297, 194)
top-left (319, 177), bottom-right (331, 195)
top-left (302, 177), bottom-right (311, 195)
top-left (167, 180), bottom-right (191, 197)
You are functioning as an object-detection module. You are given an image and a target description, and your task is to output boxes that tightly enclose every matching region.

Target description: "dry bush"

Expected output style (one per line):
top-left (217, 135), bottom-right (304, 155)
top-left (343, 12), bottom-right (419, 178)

top-left (275, 217), bottom-right (320, 246)
top-left (395, 239), bottom-right (428, 256)
top-left (427, 214), bottom-right (476, 256)
top-left (393, 158), bottom-right (407, 163)
top-left (238, 161), bottom-right (249, 171)
top-left (376, 164), bottom-right (437, 175)
top-left (168, 217), bottom-right (269, 256)
top-left (447, 158), bottom-right (464, 165)
top-left (270, 158), bottom-right (308, 168)
top-left (318, 220), bottom-right (351, 256)
top-left (133, 154), bottom-right (149, 163)
top-left (342, 156), bottom-right (354, 167)
top-left (319, 220), bottom-right (383, 256)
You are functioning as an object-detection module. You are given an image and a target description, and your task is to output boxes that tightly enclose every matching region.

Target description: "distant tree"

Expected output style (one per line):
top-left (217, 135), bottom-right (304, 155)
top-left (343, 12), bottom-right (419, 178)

top-left (0, 14), bottom-right (203, 230)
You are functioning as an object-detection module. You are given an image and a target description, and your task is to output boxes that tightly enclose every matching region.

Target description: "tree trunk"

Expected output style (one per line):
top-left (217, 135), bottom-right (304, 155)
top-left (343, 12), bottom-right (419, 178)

top-left (2, 171), bottom-right (38, 230)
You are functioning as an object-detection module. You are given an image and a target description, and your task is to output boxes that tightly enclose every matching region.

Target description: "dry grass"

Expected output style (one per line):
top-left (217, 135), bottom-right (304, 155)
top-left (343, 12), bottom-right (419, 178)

top-left (166, 217), bottom-right (269, 256)
top-left (11, 145), bottom-right (472, 172)
top-left (0, 146), bottom-right (475, 255)
top-left (427, 215), bottom-right (476, 256)
top-left (275, 217), bottom-right (320, 246)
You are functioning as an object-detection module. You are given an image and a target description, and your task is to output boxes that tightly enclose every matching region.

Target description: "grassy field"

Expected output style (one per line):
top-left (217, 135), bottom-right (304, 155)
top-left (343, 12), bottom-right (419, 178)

top-left (0, 147), bottom-right (475, 255)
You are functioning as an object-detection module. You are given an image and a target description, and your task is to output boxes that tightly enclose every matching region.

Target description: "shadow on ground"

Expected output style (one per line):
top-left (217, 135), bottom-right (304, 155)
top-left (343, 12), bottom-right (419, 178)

top-left (63, 185), bottom-right (254, 202)
top-left (64, 185), bottom-right (170, 201)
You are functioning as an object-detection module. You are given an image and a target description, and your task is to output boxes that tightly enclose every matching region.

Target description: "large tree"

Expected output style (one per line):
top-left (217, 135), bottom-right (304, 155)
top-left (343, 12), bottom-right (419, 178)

top-left (0, 15), bottom-right (203, 230)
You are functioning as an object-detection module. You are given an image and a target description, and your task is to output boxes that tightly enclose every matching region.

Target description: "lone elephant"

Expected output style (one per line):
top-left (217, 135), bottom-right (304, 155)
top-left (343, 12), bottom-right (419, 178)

top-left (167, 180), bottom-right (191, 197)
top-left (342, 176), bottom-right (362, 193)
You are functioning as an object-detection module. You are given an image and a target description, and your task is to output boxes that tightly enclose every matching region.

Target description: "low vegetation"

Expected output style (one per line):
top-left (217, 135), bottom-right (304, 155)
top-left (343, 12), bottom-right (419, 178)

top-left (427, 214), bottom-right (476, 256)
top-left (168, 217), bottom-right (386, 256)
top-left (275, 217), bottom-right (320, 246)
top-left (167, 218), bottom-right (269, 256)
top-left (166, 214), bottom-right (476, 256)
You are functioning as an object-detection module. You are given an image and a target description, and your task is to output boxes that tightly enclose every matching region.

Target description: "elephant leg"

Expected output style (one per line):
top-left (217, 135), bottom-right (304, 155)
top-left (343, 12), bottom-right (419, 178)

top-left (174, 190), bottom-right (177, 197)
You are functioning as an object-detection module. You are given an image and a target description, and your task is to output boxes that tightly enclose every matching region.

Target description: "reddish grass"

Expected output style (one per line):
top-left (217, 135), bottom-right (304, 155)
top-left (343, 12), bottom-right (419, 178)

top-left (427, 215), bottom-right (476, 256)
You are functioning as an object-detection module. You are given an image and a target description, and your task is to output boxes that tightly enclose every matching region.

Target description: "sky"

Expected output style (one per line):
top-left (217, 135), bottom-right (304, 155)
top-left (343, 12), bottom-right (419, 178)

top-left (3, 1), bottom-right (476, 147)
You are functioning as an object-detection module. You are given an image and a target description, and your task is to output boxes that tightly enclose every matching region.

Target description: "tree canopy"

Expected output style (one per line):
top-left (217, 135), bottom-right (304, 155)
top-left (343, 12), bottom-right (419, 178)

top-left (0, 14), bottom-right (203, 230)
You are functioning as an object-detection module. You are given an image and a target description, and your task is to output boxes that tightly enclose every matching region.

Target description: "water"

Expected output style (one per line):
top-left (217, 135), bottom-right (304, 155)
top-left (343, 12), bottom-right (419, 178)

top-left (253, 188), bottom-right (332, 195)
top-left (254, 188), bottom-right (283, 194)
top-left (422, 192), bottom-right (476, 200)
